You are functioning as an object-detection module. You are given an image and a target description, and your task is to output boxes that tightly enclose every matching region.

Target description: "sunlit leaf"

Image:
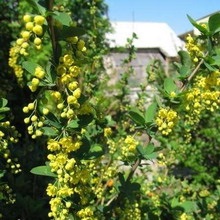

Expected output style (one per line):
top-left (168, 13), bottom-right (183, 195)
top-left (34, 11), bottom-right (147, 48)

top-left (41, 126), bottom-right (59, 137)
top-left (85, 144), bottom-right (104, 159)
top-left (0, 107), bottom-right (10, 113)
top-left (187, 15), bottom-right (208, 35)
top-left (22, 61), bottom-right (38, 75)
top-left (128, 109), bottom-right (145, 126)
top-left (180, 201), bottom-right (198, 213)
top-left (67, 120), bottom-right (79, 129)
top-left (178, 50), bottom-right (192, 77)
top-left (208, 13), bottom-right (220, 35)
top-left (28, 0), bottom-right (46, 15)
top-left (53, 12), bottom-right (72, 26)
top-left (30, 165), bottom-right (57, 177)
top-left (137, 144), bottom-right (156, 160)
top-left (0, 98), bottom-right (8, 107)
top-left (144, 102), bottom-right (157, 123)
top-left (0, 170), bottom-right (5, 178)
top-left (164, 78), bottom-right (177, 94)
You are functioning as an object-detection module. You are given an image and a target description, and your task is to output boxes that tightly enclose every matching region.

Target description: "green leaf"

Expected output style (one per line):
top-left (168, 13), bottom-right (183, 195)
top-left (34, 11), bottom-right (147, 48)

top-left (137, 144), bottom-right (156, 160)
top-left (0, 98), bottom-right (8, 108)
top-left (42, 62), bottom-right (56, 86)
top-left (164, 78), bottom-right (177, 94)
top-left (144, 102), bottom-right (157, 123)
top-left (30, 165), bottom-right (57, 177)
top-left (144, 144), bottom-right (155, 155)
top-left (41, 127), bottom-right (59, 137)
top-left (179, 50), bottom-right (192, 67)
top-left (179, 201), bottom-right (198, 213)
top-left (118, 172), bottom-right (126, 185)
top-left (171, 198), bottom-right (197, 213)
top-left (72, 136), bottom-right (91, 159)
top-left (209, 55), bottom-right (220, 66)
top-left (204, 61), bottom-right (218, 71)
top-left (22, 61), bottom-right (39, 75)
top-left (0, 114), bottom-right (6, 121)
top-left (171, 197), bottom-right (181, 208)
top-left (28, 0), bottom-right (46, 15)
top-left (187, 15), bottom-right (208, 35)
top-left (124, 182), bottom-right (141, 193)
top-left (179, 66), bottom-right (191, 78)
top-left (53, 12), bottom-right (72, 26)
top-left (0, 170), bottom-right (5, 178)
top-left (145, 152), bottom-right (157, 160)
top-left (0, 107), bottom-right (10, 113)
top-left (128, 109), bottom-right (145, 126)
top-left (208, 13), bottom-right (220, 35)
top-left (178, 50), bottom-right (192, 77)
top-left (44, 113), bottom-right (62, 129)
top-left (155, 95), bottom-right (163, 107)
top-left (78, 114), bottom-right (94, 128)
top-left (56, 26), bottom-right (85, 40)
top-left (0, 98), bottom-right (10, 114)
top-left (85, 144), bottom-right (104, 159)
top-left (67, 120), bottom-right (79, 129)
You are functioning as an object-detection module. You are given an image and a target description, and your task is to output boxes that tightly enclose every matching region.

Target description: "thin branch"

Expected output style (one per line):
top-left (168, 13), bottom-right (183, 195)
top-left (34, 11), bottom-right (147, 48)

top-left (47, 0), bottom-right (56, 62)
top-left (125, 157), bottom-right (141, 183)
top-left (180, 52), bottom-right (208, 92)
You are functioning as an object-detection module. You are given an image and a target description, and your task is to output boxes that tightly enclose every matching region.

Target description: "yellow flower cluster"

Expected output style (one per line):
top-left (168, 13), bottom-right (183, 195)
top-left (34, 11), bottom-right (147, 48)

top-left (104, 127), bottom-right (112, 137)
top-left (29, 66), bottom-right (46, 92)
top-left (106, 138), bottom-right (116, 154)
top-left (120, 135), bottom-right (139, 159)
top-left (55, 53), bottom-right (83, 119)
top-left (185, 34), bottom-right (204, 63)
top-left (66, 36), bottom-right (87, 58)
top-left (115, 199), bottom-right (141, 220)
top-left (206, 70), bottom-right (220, 87)
top-left (9, 14), bottom-right (45, 84)
top-left (77, 102), bottom-right (94, 115)
top-left (57, 54), bottom-right (80, 85)
top-left (105, 133), bottom-right (139, 159)
top-left (0, 183), bottom-right (16, 206)
top-left (23, 100), bottom-right (44, 139)
top-left (8, 46), bottom-right (23, 83)
top-left (0, 121), bottom-right (21, 174)
top-left (46, 136), bottom-right (83, 219)
top-left (77, 206), bottom-right (96, 220)
top-left (180, 213), bottom-right (193, 220)
top-left (91, 162), bottom-right (117, 199)
top-left (184, 74), bottom-right (220, 125)
top-left (155, 108), bottom-right (178, 135)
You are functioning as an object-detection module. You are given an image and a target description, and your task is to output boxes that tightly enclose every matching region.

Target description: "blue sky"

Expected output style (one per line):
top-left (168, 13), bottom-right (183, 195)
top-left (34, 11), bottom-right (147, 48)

top-left (105, 0), bottom-right (219, 35)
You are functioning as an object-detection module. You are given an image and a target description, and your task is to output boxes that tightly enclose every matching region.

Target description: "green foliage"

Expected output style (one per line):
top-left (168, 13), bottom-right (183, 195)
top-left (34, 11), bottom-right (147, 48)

top-left (1, 0), bottom-right (220, 219)
top-left (30, 164), bottom-right (57, 177)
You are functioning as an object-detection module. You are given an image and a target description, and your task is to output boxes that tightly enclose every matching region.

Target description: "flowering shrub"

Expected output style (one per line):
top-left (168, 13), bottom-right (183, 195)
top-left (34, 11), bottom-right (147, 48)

top-left (1, 0), bottom-right (220, 219)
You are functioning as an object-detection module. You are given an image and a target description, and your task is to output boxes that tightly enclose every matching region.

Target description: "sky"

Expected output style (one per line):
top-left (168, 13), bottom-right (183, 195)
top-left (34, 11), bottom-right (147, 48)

top-left (105, 0), bottom-right (220, 35)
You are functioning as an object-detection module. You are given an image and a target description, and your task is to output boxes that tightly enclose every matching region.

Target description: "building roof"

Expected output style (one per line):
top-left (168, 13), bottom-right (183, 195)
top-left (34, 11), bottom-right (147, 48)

top-left (107, 21), bottom-right (184, 57)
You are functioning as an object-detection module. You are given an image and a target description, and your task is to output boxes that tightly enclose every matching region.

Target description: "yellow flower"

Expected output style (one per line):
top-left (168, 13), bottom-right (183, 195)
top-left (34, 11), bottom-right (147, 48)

top-left (63, 54), bottom-right (74, 66)
top-left (33, 25), bottom-right (43, 36)
top-left (34, 15), bottom-right (45, 25)
top-left (23, 14), bottom-right (32, 23)
top-left (73, 88), bottom-right (81, 99)
top-left (104, 127), bottom-right (112, 137)
top-left (156, 108), bottom-right (177, 135)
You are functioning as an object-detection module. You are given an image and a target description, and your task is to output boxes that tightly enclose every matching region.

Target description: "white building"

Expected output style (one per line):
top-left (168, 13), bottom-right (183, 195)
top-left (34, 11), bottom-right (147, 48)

top-left (104, 21), bottom-right (184, 95)
top-left (108, 21), bottom-right (184, 57)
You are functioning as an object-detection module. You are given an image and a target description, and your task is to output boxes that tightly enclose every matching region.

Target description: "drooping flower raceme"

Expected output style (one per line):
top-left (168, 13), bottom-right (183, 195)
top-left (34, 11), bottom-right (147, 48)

top-left (155, 108), bottom-right (178, 136)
